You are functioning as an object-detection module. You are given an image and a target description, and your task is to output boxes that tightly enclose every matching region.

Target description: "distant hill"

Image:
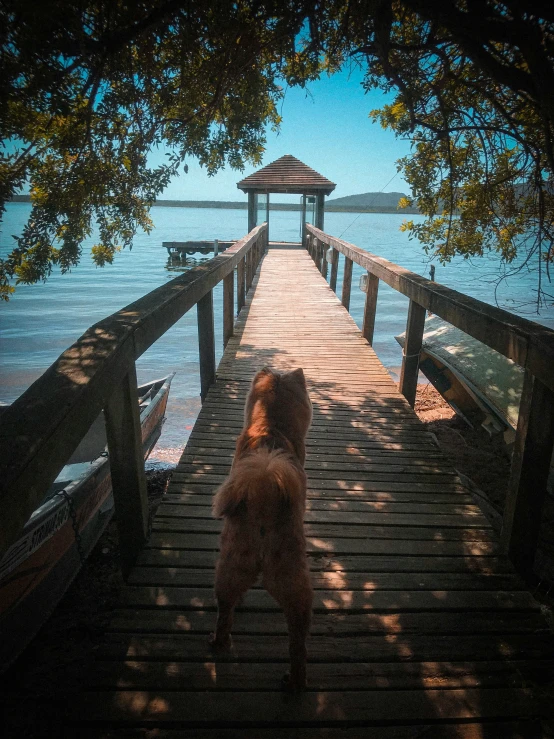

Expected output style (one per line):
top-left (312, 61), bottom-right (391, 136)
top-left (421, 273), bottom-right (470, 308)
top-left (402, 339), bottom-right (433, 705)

top-left (10, 192), bottom-right (419, 213)
top-left (326, 192), bottom-right (416, 211)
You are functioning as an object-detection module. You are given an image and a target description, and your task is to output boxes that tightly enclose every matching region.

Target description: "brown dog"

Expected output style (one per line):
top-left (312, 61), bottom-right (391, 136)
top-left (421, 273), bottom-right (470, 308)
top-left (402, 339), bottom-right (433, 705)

top-left (210, 367), bottom-right (313, 690)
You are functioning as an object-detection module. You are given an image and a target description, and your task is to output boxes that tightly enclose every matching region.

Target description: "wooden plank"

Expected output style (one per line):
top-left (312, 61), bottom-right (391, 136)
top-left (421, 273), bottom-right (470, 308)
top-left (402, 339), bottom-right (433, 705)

top-left (118, 585), bottom-right (538, 612)
top-left (75, 686), bottom-right (545, 726)
top-left (126, 569), bottom-right (525, 592)
top-left (136, 549), bottom-right (513, 573)
top-left (88, 658), bottom-right (549, 690)
top-left (97, 631), bottom-right (554, 664)
top-left (74, 722), bottom-right (547, 739)
top-left (104, 363), bottom-right (149, 576)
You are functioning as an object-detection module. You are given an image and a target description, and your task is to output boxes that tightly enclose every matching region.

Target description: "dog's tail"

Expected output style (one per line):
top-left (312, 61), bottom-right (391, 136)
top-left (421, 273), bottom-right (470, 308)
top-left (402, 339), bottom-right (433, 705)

top-left (212, 448), bottom-right (306, 519)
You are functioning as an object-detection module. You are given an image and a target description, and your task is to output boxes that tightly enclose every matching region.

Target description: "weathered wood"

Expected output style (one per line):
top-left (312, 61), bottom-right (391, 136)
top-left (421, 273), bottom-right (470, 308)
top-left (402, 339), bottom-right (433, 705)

top-left (329, 246), bottom-right (339, 292)
top-left (314, 237), bottom-right (323, 272)
top-left (501, 370), bottom-right (554, 578)
top-left (237, 256), bottom-right (246, 312)
top-left (306, 224), bottom-right (554, 391)
top-left (69, 243), bottom-right (552, 735)
top-left (362, 271), bottom-right (379, 345)
top-left (104, 363), bottom-right (149, 576)
top-left (0, 225), bottom-right (266, 558)
top-left (341, 255), bottom-right (353, 310)
top-left (320, 244), bottom-right (328, 279)
top-left (399, 299), bottom-right (426, 407)
top-left (223, 272), bottom-right (234, 348)
top-left (197, 290), bottom-right (216, 403)
top-left (76, 686), bottom-right (544, 726)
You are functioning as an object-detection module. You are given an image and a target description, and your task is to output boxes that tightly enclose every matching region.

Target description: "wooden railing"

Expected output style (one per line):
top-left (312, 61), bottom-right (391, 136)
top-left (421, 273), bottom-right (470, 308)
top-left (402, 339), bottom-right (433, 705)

top-left (306, 223), bottom-right (554, 581)
top-left (0, 224), bottom-right (268, 573)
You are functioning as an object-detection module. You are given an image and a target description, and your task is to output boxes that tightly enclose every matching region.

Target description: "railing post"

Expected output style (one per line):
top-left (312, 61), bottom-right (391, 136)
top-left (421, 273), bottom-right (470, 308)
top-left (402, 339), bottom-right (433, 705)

top-left (341, 256), bottom-right (353, 310)
top-left (237, 256), bottom-right (246, 313)
top-left (329, 248), bottom-right (339, 292)
top-left (362, 272), bottom-right (379, 345)
top-left (321, 245), bottom-right (328, 279)
top-left (197, 289), bottom-right (215, 403)
top-left (500, 370), bottom-right (554, 579)
top-left (314, 238), bottom-right (322, 272)
top-left (246, 248), bottom-right (253, 292)
top-left (223, 271), bottom-right (234, 348)
top-left (104, 362), bottom-right (149, 578)
top-left (399, 299), bottom-right (426, 407)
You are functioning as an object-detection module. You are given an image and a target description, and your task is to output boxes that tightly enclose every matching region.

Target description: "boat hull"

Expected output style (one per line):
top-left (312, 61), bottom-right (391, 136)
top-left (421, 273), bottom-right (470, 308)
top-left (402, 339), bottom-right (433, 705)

top-left (0, 376), bottom-right (172, 670)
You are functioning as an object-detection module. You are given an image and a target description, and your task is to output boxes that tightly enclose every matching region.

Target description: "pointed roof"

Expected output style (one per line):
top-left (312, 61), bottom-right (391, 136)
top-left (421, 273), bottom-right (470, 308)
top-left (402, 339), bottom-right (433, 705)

top-left (237, 155), bottom-right (336, 195)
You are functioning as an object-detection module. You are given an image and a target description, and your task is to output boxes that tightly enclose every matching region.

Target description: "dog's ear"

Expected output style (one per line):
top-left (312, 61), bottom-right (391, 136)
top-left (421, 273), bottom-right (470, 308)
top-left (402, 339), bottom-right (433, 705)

top-left (252, 366), bottom-right (275, 391)
top-left (290, 368), bottom-right (306, 386)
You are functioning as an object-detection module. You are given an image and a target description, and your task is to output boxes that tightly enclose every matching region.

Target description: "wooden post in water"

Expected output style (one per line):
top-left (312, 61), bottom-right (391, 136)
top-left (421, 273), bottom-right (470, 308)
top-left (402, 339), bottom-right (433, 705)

top-left (237, 257), bottom-right (246, 313)
top-left (104, 362), bottom-right (149, 577)
top-left (197, 290), bottom-right (216, 403)
top-left (501, 371), bottom-right (554, 579)
top-left (399, 299), bottom-right (426, 407)
top-left (329, 248), bottom-right (339, 292)
top-left (223, 271), bottom-right (234, 348)
top-left (341, 256), bottom-right (353, 311)
top-left (362, 271), bottom-right (379, 345)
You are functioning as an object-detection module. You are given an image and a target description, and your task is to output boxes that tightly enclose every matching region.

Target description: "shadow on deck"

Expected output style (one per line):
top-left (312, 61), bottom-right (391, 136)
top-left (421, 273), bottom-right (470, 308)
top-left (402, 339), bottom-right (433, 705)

top-left (70, 244), bottom-right (554, 737)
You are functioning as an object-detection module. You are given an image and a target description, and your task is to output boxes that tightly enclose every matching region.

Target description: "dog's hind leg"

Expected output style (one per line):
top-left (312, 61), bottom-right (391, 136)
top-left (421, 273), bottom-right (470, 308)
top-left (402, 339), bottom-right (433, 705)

top-left (210, 551), bottom-right (259, 650)
top-left (265, 566), bottom-right (313, 691)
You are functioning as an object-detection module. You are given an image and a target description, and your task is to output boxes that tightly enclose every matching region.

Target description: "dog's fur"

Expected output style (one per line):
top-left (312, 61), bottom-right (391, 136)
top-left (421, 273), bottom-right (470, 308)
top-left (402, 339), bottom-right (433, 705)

top-left (210, 367), bottom-right (313, 690)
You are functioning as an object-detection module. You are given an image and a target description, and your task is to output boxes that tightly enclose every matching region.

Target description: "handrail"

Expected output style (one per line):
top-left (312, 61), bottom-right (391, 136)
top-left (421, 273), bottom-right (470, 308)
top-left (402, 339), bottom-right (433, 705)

top-left (306, 223), bottom-right (554, 582)
top-left (306, 224), bottom-right (554, 392)
top-left (0, 224), bottom-right (267, 567)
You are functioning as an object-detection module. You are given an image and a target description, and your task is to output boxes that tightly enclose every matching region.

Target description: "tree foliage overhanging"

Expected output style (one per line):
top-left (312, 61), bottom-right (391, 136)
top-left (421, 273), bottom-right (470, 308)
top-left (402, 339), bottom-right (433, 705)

top-left (1, 0), bottom-right (553, 305)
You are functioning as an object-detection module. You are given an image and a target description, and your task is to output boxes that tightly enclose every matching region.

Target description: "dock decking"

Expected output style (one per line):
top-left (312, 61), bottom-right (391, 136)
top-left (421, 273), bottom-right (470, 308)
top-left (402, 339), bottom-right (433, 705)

top-left (75, 244), bottom-right (553, 736)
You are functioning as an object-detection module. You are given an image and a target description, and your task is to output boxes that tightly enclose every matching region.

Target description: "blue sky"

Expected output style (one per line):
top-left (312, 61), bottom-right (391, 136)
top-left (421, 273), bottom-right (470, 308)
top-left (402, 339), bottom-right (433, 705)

top-left (155, 66), bottom-right (413, 202)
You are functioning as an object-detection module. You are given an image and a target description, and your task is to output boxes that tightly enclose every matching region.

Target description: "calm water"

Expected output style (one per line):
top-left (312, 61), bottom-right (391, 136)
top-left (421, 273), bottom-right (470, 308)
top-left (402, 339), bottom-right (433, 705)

top-left (2, 202), bottom-right (553, 463)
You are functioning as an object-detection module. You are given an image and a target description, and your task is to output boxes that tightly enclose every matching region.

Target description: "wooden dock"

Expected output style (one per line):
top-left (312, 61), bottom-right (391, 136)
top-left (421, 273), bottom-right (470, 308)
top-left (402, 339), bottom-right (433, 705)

top-left (73, 244), bottom-right (552, 736)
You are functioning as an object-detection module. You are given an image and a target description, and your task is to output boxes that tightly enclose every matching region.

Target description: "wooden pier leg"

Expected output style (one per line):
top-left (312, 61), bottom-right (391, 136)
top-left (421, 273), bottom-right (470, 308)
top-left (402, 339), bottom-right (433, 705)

top-left (341, 257), bottom-right (353, 311)
top-left (321, 246), bottom-right (328, 279)
top-left (237, 257), bottom-right (245, 313)
top-left (399, 299), bottom-right (426, 407)
top-left (500, 371), bottom-right (554, 579)
top-left (330, 248), bottom-right (339, 292)
top-left (362, 272), bottom-right (379, 345)
top-left (223, 271), bottom-right (234, 348)
top-left (104, 362), bottom-right (148, 578)
top-left (197, 290), bottom-right (216, 403)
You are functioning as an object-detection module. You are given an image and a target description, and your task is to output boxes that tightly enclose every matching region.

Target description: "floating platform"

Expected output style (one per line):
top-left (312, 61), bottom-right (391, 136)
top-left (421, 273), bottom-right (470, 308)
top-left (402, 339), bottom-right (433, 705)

top-left (163, 240), bottom-right (235, 258)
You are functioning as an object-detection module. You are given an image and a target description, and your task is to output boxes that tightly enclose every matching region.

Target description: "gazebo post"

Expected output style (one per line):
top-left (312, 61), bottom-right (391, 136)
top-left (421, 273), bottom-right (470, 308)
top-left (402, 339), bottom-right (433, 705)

top-left (248, 192), bottom-right (257, 232)
top-left (301, 195), bottom-right (307, 248)
top-left (316, 191), bottom-right (325, 231)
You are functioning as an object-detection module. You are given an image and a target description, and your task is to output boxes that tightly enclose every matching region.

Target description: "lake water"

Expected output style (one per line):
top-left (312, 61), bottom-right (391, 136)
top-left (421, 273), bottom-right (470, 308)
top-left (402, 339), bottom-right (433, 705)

top-left (2, 202), bottom-right (553, 465)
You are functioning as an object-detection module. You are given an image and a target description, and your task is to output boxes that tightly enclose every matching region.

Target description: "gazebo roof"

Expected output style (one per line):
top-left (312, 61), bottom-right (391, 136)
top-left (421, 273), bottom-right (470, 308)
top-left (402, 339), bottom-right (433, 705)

top-left (237, 155), bottom-right (336, 195)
